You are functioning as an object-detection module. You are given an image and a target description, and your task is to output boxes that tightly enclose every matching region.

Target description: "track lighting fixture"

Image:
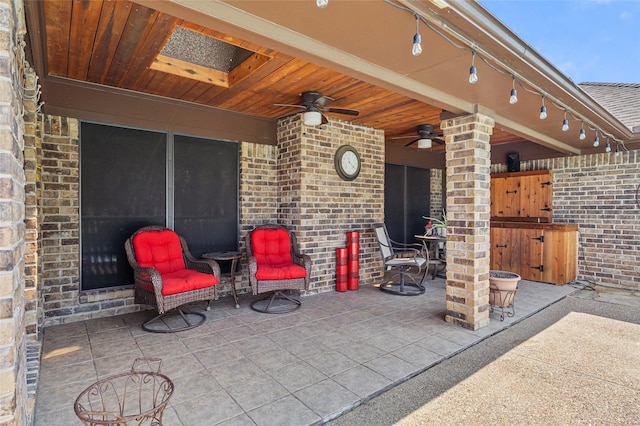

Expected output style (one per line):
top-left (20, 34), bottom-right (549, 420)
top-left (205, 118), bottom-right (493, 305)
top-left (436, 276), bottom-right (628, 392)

top-left (411, 14), bottom-right (422, 56)
top-left (509, 78), bottom-right (518, 104)
top-left (562, 111), bottom-right (569, 131)
top-left (539, 96), bottom-right (547, 120)
top-left (468, 52), bottom-right (478, 84)
top-left (593, 131), bottom-right (600, 147)
top-left (316, 0), bottom-right (328, 8)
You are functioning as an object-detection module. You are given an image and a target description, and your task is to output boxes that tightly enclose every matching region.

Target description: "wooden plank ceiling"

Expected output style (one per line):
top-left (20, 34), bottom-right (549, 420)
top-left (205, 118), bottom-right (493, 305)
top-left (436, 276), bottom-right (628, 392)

top-left (42, 0), bottom-right (522, 149)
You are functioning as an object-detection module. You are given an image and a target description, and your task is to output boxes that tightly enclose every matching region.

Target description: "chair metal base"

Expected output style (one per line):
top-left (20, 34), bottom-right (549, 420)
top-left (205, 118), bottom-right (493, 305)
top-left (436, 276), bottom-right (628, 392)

top-left (142, 307), bottom-right (206, 333)
top-left (379, 272), bottom-right (425, 296)
top-left (251, 291), bottom-right (301, 314)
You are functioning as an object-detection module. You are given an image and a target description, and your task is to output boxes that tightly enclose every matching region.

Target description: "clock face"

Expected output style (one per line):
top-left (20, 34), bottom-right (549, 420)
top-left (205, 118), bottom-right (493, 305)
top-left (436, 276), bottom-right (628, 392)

top-left (335, 145), bottom-right (361, 181)
top-left (341, 151), bottom-right (359, 175)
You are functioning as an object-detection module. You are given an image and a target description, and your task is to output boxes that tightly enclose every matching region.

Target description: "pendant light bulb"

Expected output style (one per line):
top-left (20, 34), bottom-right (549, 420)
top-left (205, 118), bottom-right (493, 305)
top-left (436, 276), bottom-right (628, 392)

top-left (593, 134), bottom-right (600, 147)
top-left (615, 144), bottom-right (620, 156)
top-left (562, 118), bottom-right (569, 132)
top-left (539, 96), bottom-right (547, 119)
top-left (412, 33), bottom-right (422, 56)
top-left (539, 105), bottom-right (547, 120)
top-left (579, 126), bottom-right (586, 140)
top-left (605, 141), bottom-right (611, 153)
top-left (509, 88), bottom-right (518, 104)
top-left (509, 78), bottom-right (518, 104)
top-left (316, 0), bottom-right (328, 8)
top-left (468, 52), bottom-right (478, 84)
top-left (412, 16), bottom-right (422, 56)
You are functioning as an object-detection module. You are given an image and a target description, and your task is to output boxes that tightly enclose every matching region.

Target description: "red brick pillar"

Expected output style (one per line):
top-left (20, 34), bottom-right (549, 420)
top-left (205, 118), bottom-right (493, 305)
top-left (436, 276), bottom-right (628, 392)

top-left (440, 112), bottom-right (494, 330)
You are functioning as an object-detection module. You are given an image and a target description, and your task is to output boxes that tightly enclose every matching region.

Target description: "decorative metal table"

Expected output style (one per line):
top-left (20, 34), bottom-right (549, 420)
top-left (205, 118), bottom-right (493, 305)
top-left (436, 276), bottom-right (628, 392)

top-left (202, 251), bottom-right (242, 309)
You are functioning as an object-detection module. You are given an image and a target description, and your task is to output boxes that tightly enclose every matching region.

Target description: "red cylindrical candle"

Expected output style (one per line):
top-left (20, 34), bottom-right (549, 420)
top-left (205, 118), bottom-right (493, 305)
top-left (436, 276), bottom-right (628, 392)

top-left (346, 231), bottom-right (360, 290)
top-left (336, 247), bottom-right (348, 292)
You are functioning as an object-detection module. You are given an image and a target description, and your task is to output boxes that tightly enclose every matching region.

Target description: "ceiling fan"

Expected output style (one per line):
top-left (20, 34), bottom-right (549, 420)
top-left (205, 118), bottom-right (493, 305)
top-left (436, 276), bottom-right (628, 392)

top-left (274, 91), bottom-right (359, 126)
top-left (390, 124), bottom-right (445, 149)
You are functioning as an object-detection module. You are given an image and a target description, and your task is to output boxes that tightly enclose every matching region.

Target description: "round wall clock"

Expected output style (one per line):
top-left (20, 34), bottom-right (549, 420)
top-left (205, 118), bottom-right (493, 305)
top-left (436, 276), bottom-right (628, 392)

top-left (334, 145), bottom-right (361, 181)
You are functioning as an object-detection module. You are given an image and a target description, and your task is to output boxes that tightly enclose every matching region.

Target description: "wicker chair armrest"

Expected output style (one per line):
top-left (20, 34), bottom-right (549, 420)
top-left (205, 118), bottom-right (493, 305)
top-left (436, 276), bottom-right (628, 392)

top-left (184, 257), bottom-right (221, 279)
top-left (294, 253), bottom-right (312, 289)
top-left (133, 266), bottom-right (164, 295)
top-left (246, 256), bottom-right (259, 289)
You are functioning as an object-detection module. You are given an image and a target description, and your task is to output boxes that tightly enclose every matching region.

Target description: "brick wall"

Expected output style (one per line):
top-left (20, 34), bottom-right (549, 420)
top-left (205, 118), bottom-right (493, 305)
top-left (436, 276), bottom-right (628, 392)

top-left (492, 151), bottom-right (640, 291)
top-left (0, 0), bottom-right (28, 422)
top-left (276, 115), bottom-right (385, 293)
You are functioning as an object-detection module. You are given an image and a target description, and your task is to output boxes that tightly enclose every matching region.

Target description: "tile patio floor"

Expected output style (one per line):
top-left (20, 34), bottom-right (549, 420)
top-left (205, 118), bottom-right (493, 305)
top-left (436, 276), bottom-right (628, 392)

top-left (34, 278), bottom-right (576, 425)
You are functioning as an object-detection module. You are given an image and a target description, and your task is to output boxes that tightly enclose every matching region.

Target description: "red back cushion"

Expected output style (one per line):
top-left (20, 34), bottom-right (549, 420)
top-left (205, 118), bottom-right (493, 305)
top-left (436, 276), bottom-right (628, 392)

top-left (251, 228), bottom-right (293, 267)
top-left (132, 229), bottom-right (186, 274)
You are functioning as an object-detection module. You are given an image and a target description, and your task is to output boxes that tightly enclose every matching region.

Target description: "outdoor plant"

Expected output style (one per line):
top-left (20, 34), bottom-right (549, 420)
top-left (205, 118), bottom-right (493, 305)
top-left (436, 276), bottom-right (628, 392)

top-left (423, 210), bottom-right (447, 236)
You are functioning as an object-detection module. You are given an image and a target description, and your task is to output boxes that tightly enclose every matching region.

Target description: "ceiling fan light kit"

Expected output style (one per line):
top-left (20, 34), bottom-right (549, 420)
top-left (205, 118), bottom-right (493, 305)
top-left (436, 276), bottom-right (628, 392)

top-left (417, 138), bottom-right (432, 149)
top-left (303, 111), bottom-right (323, 126)
top-left (274, 91), bottom-right (359, 127)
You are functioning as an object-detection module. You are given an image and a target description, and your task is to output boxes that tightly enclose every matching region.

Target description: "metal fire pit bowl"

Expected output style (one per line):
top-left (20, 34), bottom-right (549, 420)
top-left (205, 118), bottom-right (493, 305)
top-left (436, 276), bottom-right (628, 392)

top-left (74, 358), bottom-right (174, 426)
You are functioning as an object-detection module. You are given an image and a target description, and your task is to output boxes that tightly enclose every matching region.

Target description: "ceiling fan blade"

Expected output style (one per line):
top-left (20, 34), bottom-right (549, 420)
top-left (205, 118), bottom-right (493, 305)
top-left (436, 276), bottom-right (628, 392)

top-left (404, 138), bottom-right (420, 147)
top-left (321, 113), bottom-right (329, 125)
top-left (433, 137), bottom-right (445, 145)
top-left (314, 95), bottom-right (334, 107)
top-left (389, 134), bottom-right (417, 140)
top-left (273, 103), bottom-right (306, 110)
top-left (323, 107), bottom-right (359, 116)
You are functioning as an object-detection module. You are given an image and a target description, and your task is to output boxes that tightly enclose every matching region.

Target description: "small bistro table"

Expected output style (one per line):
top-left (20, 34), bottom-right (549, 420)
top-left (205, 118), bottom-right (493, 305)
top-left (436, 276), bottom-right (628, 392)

top-left (201, 251), bottom-right (242, 309)
top-left (414, 235), bottom-right (446, 279)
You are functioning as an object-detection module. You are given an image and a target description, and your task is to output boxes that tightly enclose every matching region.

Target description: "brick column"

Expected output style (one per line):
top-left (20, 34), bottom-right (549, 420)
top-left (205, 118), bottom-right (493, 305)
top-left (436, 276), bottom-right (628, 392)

top-left (441, 113), bottom-right (493, 330)
top-left (0, 0), bottom-right (28, 422)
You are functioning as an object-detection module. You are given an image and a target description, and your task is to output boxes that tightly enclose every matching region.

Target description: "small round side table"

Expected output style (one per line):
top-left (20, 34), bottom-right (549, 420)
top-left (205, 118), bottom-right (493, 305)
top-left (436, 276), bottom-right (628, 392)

top-left (201, 251), bottom-right (242, 309)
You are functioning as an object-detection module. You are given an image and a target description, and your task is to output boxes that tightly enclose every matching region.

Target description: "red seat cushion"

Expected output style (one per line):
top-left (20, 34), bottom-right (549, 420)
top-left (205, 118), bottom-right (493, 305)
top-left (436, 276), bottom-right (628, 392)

top-left (133, 229), bottom-right (186, 274)
top-left (137, 269), bottom-right (218, 295)
top-left (251, 228), bottom-right (294, 267)
top-left (251, 228), bottom-right (307, 280)
top-left (255, 264), bottom-right (307, 280)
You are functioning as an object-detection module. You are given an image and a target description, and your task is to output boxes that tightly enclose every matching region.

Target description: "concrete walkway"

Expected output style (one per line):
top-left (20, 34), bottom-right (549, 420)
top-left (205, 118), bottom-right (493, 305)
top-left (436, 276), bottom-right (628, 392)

top-left (328, 287), bottom-right (640, 425)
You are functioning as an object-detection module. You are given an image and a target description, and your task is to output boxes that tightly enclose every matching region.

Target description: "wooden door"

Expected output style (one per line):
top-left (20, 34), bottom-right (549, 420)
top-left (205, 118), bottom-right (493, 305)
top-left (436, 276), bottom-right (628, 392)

top-left (491, 176), bottom-right (520, 218)
top-left (519, 227), bottom-right (544, 281)
top-left (490, 227), bottom-right (520, 272)
top-left (520, 172), bottom-right (553, 221)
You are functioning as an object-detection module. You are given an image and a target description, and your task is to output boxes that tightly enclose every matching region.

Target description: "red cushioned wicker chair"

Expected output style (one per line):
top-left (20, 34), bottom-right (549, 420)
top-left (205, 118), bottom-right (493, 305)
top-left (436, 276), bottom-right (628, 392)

top-left (246, 224), bottom-right (311, 313)
top-left (125, 226), bottom-right (220, 332)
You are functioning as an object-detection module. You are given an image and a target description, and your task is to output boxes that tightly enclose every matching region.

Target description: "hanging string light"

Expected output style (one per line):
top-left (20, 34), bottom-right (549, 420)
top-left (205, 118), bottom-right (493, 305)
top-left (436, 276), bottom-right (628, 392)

top-left (411, 14), bottom-right (422, 56)
top-left (539, 96), bottom-right (547, 119)
top-left (383, 0), bottom-right (625, 152)
top-left (615, 143), bottom-right (621, 156)
top-left (562, 111), bottom-right (569, 131)
top-left (316, 0), bottom-right (328, 8)
top-left (605, 139), bottom-right (611, 153)
top-left (468, 51), bottom-right (478, 84)
top-left (509, 77), bottom-right (518, 104)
